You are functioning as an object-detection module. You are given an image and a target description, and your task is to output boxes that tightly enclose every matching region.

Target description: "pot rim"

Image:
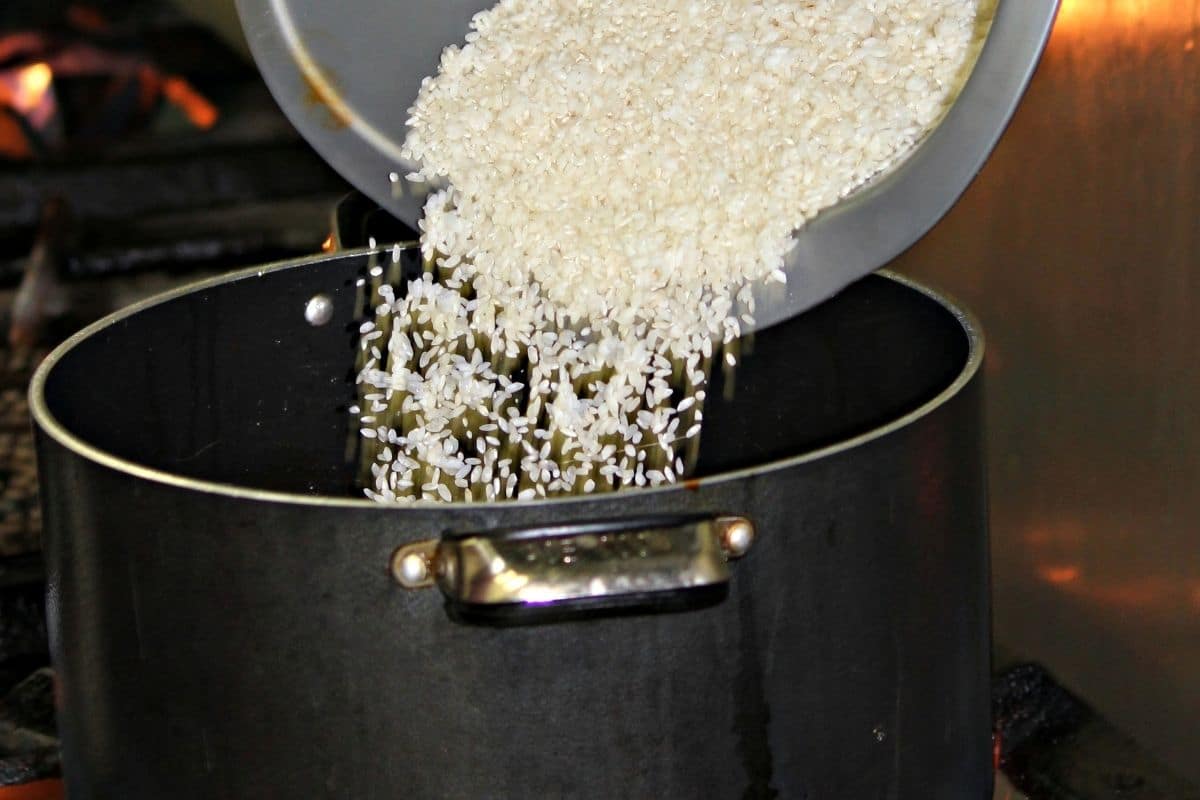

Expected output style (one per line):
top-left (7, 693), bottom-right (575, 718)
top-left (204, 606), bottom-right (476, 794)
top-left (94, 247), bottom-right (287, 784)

top-left (29, 246), bottom-right (984, 509)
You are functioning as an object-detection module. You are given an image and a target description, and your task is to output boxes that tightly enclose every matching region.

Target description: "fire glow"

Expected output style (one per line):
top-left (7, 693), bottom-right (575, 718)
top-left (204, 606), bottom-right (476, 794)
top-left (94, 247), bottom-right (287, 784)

top-left (161, 75), bottom-right (219, 131)
top-left (0, 61), bottom-right (58, 159)
top-left (1054, 0), bottom-right (1197, 34)
top-left (0, 44), bottom-right (221, 160)
top-left (1024, 520), bottom-right (1198, 616)
top-left (1037, 564), bottom-right (1082, 585)
top-left (9, 62), bottom-right (53, 117)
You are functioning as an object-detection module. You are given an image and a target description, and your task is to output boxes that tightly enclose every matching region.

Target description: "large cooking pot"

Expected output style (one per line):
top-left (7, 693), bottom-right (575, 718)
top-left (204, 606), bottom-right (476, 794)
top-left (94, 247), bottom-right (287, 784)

top-left (31, 246), bottom-right (989, 798)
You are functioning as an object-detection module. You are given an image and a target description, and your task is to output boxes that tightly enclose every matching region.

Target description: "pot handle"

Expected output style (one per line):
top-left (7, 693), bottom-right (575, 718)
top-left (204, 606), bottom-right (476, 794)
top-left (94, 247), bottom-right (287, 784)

top-left (390, 515), bottom-right (755, 625)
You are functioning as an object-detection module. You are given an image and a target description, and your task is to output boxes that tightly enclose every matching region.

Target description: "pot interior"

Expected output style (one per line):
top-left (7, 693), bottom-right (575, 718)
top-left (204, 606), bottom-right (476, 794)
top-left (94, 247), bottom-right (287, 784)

top-left (37, 250), bottom-right (974, 498)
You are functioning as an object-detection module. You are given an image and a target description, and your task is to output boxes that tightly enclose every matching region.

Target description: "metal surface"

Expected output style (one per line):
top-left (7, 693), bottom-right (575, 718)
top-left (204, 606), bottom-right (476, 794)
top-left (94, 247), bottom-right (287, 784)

top-left (890, 0), bottom-right (1200, 784)
top-left (391, 540), bottom-right (435, 588)
top-left (992, 660), bottom-right (1200, 799)
top-left (302, 293), bottom-right (334, 327)
top-left (235, 0), bottom-right (1057, 329)
top-left (235, 0), bottom-right (495, 226)
top-left (391, 516), bottom-right (752, 618)
top-left (32, 251), bottom-right (990, 798)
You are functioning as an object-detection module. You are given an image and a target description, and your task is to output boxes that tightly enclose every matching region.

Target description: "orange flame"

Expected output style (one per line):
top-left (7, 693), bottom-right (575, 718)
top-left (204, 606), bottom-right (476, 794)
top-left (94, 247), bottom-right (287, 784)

top-left (0, 62), bottom-right (55, 159)
top-left (161, 76), bottom-right (219, 130)
top-left (11, 62), bottom-right (53, 116)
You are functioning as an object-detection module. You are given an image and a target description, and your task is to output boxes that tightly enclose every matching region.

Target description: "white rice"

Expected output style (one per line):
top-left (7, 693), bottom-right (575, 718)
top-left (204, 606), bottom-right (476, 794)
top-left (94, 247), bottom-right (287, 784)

top-left (358, 0), bottom-right (988, 503)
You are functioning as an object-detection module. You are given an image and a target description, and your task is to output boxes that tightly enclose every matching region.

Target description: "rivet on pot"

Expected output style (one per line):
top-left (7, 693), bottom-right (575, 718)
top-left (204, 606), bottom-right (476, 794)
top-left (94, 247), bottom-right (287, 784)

top-left (390, 541), bottom-right (438, 590)
top-left (399, 553), bottom-right (428, 584)
top-left (304, 293), bottom-right (335, 326)
top-left (717, 517), bottom-right (756, 558)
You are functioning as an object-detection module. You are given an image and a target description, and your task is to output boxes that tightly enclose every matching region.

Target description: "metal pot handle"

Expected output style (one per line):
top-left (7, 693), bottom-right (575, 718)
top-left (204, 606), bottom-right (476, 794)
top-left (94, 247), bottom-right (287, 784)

top-left (390, 515), bottom-right (756, 625)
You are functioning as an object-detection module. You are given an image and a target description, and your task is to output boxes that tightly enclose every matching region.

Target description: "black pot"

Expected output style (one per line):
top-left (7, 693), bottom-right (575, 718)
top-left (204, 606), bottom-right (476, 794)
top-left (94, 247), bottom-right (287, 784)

top-left (31, 248), bottom-right (989, 798)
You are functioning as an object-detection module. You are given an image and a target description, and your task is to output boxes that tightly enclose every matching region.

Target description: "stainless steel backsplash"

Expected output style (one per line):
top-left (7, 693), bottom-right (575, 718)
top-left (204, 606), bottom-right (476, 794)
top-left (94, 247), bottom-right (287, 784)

top-left (893, 0), bottom-right (1200, 783)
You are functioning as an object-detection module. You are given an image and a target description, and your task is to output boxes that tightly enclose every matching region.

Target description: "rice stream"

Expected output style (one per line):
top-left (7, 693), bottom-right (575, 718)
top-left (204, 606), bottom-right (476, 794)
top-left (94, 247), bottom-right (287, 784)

top-left (356, 0), bottom-right (989, 503)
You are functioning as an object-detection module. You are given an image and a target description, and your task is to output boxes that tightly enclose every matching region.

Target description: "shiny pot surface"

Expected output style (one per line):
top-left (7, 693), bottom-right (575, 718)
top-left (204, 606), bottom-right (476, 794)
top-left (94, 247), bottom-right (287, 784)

top-left (32, 249), bottom-right (988, 799)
